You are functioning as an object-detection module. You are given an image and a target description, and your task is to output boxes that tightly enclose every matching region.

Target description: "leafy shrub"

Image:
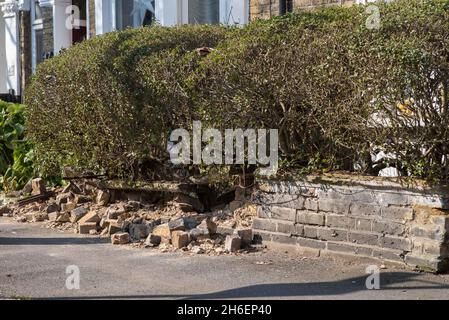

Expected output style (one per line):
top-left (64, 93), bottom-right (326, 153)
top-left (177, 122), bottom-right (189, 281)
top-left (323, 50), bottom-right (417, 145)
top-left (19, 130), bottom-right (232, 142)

top-left (193, 6), bottom-right (367, 173)
top-left (0, 100), bottom-right (34, 190)
top-left (26, 25), bottom-right (228, 179)
top-left (26, 0), bottom-right (449, 183)
top-left (195, 0), bottom-right (449, 181)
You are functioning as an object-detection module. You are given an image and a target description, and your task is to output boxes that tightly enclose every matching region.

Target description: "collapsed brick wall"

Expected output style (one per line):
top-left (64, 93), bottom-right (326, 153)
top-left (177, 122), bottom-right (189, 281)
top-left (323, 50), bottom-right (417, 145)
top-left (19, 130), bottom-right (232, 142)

top-left (252, 178), bottom-right (449, 272)
top-left (249, 0), bottom-right (356, 20)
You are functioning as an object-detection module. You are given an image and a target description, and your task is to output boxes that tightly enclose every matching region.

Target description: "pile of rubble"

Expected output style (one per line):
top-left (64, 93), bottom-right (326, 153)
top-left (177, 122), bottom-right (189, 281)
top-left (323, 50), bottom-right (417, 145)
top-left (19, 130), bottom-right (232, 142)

top-left (1, 178), bottom-right (257, 255)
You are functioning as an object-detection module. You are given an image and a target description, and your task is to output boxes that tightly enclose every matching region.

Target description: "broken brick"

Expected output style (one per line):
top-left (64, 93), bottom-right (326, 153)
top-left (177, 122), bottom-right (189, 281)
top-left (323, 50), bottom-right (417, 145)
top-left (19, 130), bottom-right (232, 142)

top-left (70, 207), bottom-right (89, 223)
top-left (153, 223), bottom-right (171, 240)
top-left (111, 232), bottom-right (130, 245)
top-left (96, 190), bottom-right (110, 206)
top-left (198, 219), bottom-right (217, 235)
top-left (79, 222), bottom-right (97, 234)
top-left (171, 231), bottom-right (190, 249)
top-left (145, 234), bottom-right (161, 247)
top-left (235, 229), bottom-right (253, 246)
top-left (78, 211), bottom-right (101, 224)
top-left (225, 235), bottom-right (242, 252)
top-left (46, 203), bottom-right (60, 214)
top-left (129, 224), bottom-right (149, 240)
top-left (31, 178), bottom-right (46, 196)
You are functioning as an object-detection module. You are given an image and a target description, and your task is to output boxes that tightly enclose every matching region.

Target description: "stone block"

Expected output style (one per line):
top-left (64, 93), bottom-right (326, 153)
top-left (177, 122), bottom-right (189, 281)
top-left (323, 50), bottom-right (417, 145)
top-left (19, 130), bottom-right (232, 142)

top-left (79, 222), bottom-right (97, 234)
top-left (145, 234), bottom-right (161, 246)
top-left (354, 218), bottom-right (372, 231)
top-left (252, 218), bottom-right (277, 232)
top-left (326, 242), bottom-right (373, 256)
top-left (297, 237), bottom-right (326, 250)
top-left (382, 206), bottom-right (414, 221)
top-left (276, 221), bottom-right (296, 235)
top-left (317, 228), bottom-right (348, 242)
top-left (61, 202), bottom-right (76, 213)
top-left (372, 220), bottom-right (405, 236)
top-left (254, 192), bottom-right (305, 209)
top-left (129, 224), bottom-right (149, 240)
top-left (350, 203), bottom-right (380, 216)
top-left (348, 231), bottom-right (379, 246)
top-left (225, 235), bottom-right (242, 252)
top-left (172, 231), bottom-right (190, 249)
top-left (152, 223), bottom-right (171, 241)
top-left (31, 178), bottom-right (46, 196)
top-left (96, 189), bottom-right (110, 206)
top-left (380, 235), bottom-right (412, 251)
top-left (234, 228), bottom-right (253, 245)
top-left (70, 207), bottom-right (89, 223)
top-left (78, 211), bottom-right (100, 224)
top-left (111, 232), bottom-right (130, 245)
top-left (325, 214), bottom-right (353, 229)
top-left (318, 199), bottom-right (350, 214)
top-left (258, 206), bottom-right (296, 222)
top-left (297, 211), bottom-right (325, 226)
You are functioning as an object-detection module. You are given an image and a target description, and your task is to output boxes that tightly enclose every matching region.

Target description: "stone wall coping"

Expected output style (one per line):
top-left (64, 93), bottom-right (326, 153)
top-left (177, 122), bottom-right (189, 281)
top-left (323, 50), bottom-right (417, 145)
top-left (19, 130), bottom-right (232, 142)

top-left (257, 174), bottom-right (449, 196)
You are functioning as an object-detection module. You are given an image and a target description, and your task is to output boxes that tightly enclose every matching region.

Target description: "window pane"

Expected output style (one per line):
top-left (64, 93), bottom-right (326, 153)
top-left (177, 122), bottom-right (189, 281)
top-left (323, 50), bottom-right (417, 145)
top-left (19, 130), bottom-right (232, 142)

top-left (188, 0), bottom-right (219, 25)
top-left (139, 0), bottom-right (155, 26)
top-left (116, 0), bottom-right (133, 30)
top-left (116, 0), bottom-right (155, 29)
top-left (34, 1), bottom-right (42, 20)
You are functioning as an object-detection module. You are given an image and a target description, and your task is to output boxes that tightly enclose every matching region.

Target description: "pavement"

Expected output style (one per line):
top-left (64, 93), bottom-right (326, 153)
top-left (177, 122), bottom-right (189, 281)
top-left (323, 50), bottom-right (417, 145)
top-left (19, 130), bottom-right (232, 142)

top-left (1, 216), bottom-right (449, 300)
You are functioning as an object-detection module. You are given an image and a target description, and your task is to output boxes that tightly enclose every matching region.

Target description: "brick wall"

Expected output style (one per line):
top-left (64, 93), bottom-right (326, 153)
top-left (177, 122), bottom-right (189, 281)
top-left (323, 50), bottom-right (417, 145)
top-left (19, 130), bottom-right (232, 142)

top-left (88, 0), bottom-right (95, 38)
top-left (252, 176), bottom-right (449, 272)
top-left (19, 10), bottom-right (31, 99)
top-left (249, 0), bottom-right (356, 20)
top-left (42, 6), bottom-right (53, 56)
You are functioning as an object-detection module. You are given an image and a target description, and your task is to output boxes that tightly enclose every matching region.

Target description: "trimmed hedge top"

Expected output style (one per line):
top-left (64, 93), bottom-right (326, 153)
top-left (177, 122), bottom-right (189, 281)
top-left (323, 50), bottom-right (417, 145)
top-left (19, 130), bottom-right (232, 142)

top-left (26, 0), bottom-right (449, 183)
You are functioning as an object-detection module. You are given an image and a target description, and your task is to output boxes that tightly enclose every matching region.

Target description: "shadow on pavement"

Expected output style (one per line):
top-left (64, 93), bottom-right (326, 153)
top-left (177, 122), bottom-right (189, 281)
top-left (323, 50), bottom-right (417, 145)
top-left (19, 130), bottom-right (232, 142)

top-left (42, 272), bottom-right (449, 300)
top-left (0, 237), bottom-right (110, 245)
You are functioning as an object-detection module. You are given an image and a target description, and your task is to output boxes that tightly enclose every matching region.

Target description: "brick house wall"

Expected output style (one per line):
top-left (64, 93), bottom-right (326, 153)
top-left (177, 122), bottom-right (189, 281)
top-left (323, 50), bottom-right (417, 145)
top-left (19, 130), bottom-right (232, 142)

top-left (0, 4), bottom-right (6, 96)
top-left (19, 10), bottom-right (31, 95)
top-left (88, 0), bottom-right (95, 38)
top-left (249, 0), bottom-right (356, 20)
top-left (42, 6), bottom-right (54, 56)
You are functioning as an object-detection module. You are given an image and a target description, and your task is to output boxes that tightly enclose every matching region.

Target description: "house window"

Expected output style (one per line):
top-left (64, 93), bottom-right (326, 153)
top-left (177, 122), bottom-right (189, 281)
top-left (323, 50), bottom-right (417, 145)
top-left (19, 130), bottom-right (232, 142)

top-left (279, 0), bottom-right (293, 15)
top-left (31, 0), bottom-right (44, 71)
top-left (188, 0), bottom-right (219, 25)
top-left (115, 0), bottom-right (155, 30)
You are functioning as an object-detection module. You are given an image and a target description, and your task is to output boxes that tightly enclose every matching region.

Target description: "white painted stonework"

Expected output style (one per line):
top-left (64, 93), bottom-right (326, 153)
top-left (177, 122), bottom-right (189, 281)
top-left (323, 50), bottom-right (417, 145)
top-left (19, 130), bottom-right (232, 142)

top-left (0, 0), bottom-right (22, 96)
top-left (0, 0), bottom-right (7, 94)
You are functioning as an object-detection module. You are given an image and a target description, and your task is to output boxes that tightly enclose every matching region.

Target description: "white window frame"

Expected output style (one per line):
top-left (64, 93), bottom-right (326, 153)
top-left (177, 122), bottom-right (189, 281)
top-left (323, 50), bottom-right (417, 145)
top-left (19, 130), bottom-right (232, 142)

top-left (181, 0), bottom-right (248, 26)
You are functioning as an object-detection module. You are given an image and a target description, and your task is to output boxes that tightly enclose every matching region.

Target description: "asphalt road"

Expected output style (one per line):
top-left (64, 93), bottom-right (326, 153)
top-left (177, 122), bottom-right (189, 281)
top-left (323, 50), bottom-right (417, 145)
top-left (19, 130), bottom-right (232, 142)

top-left (1, 217), bottom-right (449, 300)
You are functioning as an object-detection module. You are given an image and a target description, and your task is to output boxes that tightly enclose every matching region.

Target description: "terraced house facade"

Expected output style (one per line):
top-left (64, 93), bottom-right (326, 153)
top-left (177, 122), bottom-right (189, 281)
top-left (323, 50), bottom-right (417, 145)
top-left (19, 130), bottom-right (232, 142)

top-left (0, 0), bottom-right (373, 102)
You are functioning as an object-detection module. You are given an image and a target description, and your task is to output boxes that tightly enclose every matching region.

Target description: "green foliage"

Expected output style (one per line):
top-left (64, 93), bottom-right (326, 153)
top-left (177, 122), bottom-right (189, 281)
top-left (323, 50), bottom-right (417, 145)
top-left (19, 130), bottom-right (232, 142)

top-left (0, 100), bottom-right (34, 190)
top-left (26, 25), bottom-right (228, 179)
top-left (25, 0), bottom-right (449, 183)
top-left (195, 0), bottom-right (449, 181)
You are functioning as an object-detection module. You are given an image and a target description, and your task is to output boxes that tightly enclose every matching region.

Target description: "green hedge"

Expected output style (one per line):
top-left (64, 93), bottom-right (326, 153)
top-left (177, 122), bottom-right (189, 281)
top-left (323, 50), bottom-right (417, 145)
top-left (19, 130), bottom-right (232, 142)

top-left (195, 0), bottom-right (449, 181)
top-left (26, 25), bottom-right (228, 179)
top-left (26, 0), bottom-right (449, 182)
